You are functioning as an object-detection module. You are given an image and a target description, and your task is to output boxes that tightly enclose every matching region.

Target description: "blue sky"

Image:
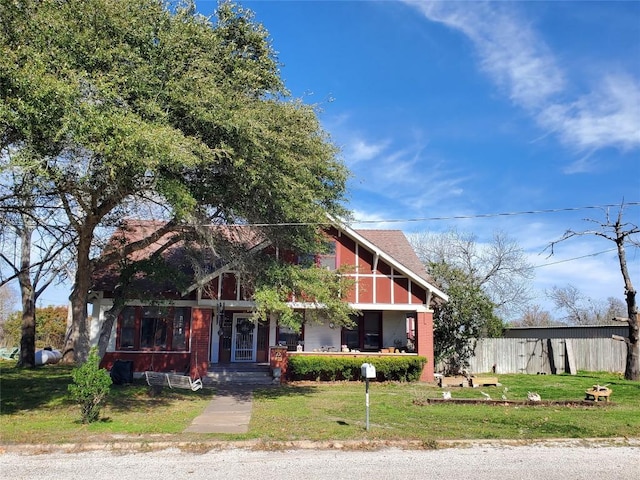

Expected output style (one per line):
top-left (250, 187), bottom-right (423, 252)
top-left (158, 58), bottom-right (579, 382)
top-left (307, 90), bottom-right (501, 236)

top-left (41, 1), bottom-right (640, 319)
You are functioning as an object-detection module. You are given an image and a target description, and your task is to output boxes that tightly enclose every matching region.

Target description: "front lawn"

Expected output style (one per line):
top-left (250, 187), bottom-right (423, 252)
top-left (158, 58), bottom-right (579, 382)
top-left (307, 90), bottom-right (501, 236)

top-left (251, 373), bottom-right (640, 441)
top-left (0, 362), bottom-right (211, 444)
top-left (1, 362), bottom-right (638, 445)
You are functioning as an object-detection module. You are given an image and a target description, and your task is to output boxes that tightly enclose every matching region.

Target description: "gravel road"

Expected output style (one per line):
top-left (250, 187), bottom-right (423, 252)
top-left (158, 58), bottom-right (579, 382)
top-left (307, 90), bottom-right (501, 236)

top-left (2, 441), bottom-right (639, 480)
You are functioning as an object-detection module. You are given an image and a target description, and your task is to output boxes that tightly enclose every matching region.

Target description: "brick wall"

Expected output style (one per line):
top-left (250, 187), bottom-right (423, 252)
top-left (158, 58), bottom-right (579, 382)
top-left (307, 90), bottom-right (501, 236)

top-left (190, 308), bottom-right (211, 379)
top-left (415, 311), bottom-right (434, 382)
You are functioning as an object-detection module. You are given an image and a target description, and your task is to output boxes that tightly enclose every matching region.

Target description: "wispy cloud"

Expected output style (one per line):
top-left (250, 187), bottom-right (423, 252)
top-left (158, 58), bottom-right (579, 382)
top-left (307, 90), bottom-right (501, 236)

top-left (405, 1), bottom-right (640, 154)
top-left (341, 135), bottom-right (469, 213)
top-left (409, 1), bottom-right (565, 108)
top-left (529, 246), bottom-right (626, 312)
top-left (562, 151), bottom-right (597, 175)
top-left (349, 209), bottom-right (401, 229)
top-left (487, 216), bottom-right (632, 312)
top-left (343, 137), bottom-right (389, 164)
top-left (539, 75), bottom-right (640, 151)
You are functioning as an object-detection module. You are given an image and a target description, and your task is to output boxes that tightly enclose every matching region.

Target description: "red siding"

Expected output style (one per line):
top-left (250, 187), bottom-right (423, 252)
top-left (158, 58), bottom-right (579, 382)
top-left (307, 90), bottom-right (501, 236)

top-left (191, 229), bottom-right (432, 309)
top-left (221, 272), bottom-right (237, 300)
top-left (338, 234), bottom-right (357, 267)
top-left (359, 248), bottom-right (374, 272)
top-left (410, 283), bottom-right (427, 304)
top-left (357, 277), bottom-right (373, 303)
top-left (100, 305), bottom-right (214, 379)
top-left (376, 276), bottom-right (392, 303)
top-left (101, 352), bottom-right (191, 373)
top-left (202, 277), bottom-right (219, 299)
top-left (377, 260), bottom-right (391, 276)
top-left (393, 275), bottom-right (409, 304)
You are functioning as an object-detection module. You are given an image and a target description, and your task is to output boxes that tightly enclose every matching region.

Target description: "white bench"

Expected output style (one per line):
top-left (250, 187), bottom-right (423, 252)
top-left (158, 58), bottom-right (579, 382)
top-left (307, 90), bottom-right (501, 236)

top-left (144, 371), bottom-right (203, 391)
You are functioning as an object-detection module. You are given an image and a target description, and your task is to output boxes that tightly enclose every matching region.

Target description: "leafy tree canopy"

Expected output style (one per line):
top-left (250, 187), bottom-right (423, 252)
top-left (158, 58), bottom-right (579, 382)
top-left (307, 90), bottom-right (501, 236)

top-left (251, 257), bottom-right (357, 331)
top-left (1, 0), bottom-right (348, 229)
top-left (2, 305), bottom-right (67, 350)
top-left (1, 0), bottom-right (350, 362)
top-left (430, 262), bottom-right (502, 375)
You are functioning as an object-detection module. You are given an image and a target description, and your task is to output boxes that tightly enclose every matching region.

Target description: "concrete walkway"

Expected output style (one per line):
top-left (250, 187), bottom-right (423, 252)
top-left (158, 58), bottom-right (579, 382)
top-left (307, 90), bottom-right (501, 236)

top-left (184, 385), bottom-right (255, 434)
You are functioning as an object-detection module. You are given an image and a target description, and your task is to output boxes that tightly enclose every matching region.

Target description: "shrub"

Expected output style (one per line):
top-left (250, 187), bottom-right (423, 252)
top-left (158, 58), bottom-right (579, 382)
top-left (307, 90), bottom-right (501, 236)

top-left (67, 347), bottom-right (112, 423)
top-left (1, 306), bottom-right (67, 349)
top-left (287, 355), bottom-right (427, 382)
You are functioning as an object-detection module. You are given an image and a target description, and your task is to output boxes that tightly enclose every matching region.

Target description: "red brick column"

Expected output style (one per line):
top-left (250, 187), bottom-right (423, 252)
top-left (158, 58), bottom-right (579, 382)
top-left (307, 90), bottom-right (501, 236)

top-left (269, 346), bottom-right (288, 383)
top-left (190, 308), bottom-right (211, 379)
top-left (415, 310), bottom-right (434, 382)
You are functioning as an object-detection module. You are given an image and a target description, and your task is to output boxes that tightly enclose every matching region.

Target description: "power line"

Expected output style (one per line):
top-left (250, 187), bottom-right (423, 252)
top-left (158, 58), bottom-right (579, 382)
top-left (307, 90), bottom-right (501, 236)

top-left (350, 202), bottom-right (640, 225)
top-left (120, 202), bottom-right (640, 227)
top-left (532, 248), bottom-right (618, 269)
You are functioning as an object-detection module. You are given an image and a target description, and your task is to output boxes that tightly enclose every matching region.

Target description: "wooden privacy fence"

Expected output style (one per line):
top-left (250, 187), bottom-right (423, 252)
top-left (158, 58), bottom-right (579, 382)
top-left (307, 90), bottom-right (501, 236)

top-left (448, 337), bottom-right (627, 375)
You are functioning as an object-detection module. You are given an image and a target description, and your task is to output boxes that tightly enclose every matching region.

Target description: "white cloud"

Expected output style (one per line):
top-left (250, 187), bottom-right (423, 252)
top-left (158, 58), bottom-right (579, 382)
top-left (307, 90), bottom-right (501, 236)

top-left (530, 248), bottom-right (627, 312)
top-left (405, 1), bottom-right (640, 154)
top-left (342, 135), bottom-right (470, 212)
top-left (562, 151), bottom-right (597, 175)
top-left (539, 74), bottom-right (640, 151)
top-left (517, 216), bottom-right (640, 315)
top-left (408, 1), bottom-right (565, 108)
top-left (343, 138), bottom-right (389, 164)
top-left (460, 212), bottom-right (640, 315)
top-left (349, 209), bottom-right (412, 230)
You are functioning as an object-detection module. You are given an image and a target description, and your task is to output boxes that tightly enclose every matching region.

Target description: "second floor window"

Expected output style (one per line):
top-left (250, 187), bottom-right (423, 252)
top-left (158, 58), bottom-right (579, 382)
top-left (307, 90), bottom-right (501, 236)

top-left (317, 240), bottom-right (336, 270)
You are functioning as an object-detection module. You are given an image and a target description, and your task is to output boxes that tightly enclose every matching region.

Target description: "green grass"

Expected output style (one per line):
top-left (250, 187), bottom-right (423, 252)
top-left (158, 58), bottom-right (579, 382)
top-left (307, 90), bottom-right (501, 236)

top-left (1, 361), bottom-right (639, 445)
top-left (251, 373), bottom-right (640, 441)
top-left (0, 362), bottom-right (211, 444)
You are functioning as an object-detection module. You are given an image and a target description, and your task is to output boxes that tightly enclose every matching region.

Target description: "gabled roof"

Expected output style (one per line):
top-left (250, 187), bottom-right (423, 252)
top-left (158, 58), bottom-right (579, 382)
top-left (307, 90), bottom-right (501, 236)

top-left (91, 220), bottom-right (266, 293)
top-left (341, 225), bottom-right (448, 302)
top-left (92, 218), bottom-right (448, 303)
top-left (356, 229), bottom-right (431, 281)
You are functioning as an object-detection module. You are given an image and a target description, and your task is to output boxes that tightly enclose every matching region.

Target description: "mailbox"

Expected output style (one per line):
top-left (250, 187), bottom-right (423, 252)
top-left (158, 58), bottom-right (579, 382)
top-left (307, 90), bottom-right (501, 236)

top-left (361, 363), bottom-right (376, 379)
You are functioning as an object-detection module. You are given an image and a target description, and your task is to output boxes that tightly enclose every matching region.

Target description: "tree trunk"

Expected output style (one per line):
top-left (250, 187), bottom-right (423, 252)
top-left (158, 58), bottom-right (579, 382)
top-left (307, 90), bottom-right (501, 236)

top-left (17, 286), bottom-right (36, 368)
top-left (624, 289), bottom-right (639, 380)
top-left (614, 221), bottom-right (639, 380)
top-left (17, 222), bottom-right (35, 368)
top-left (61, 222), bottom-right (96, 364)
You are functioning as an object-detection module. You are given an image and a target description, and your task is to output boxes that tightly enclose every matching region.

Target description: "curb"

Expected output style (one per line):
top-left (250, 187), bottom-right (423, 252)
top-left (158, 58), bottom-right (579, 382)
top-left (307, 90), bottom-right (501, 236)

top-left (2, 437), bottom-right (639, 455)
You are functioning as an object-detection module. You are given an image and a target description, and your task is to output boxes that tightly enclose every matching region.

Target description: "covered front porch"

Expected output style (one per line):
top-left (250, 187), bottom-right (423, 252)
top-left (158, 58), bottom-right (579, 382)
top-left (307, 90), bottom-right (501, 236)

top-left (193, 305), bottom-right (435, 382)
top-left (203, 307), bottom-right (431, 356)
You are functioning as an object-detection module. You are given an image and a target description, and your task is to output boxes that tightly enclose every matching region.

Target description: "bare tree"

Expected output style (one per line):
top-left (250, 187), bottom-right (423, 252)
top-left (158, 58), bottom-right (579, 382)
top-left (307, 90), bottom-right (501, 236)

top-left (547, 285), bottom-right (623, 325)
top-left (410, 229), bottom-right (534, 319)
top-left (548, 204), bottom-right (639, 380)
top-left (510, 304), bottom-right (560, 327)
top-left (0, 164), bottom-right (75, 367)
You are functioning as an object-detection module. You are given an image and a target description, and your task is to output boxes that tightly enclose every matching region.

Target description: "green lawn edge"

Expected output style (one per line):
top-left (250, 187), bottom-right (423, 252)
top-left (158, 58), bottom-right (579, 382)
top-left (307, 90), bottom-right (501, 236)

top-left (1, 362), bottom-right (638, 445)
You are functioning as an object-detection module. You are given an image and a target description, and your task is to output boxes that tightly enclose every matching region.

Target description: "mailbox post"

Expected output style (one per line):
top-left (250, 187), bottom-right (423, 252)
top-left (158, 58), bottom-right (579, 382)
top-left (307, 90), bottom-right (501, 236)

top-left (361, 363), bottom-right (376, 431)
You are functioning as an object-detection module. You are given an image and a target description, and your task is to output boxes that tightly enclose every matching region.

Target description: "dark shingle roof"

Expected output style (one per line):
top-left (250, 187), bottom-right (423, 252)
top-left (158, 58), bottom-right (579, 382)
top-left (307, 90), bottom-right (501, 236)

top-left (92, 221), bottom-right (435, 295)
top-left (91, 220), bottom-right (264, 293)
top-left (355, 229), bottom-right (433, 283)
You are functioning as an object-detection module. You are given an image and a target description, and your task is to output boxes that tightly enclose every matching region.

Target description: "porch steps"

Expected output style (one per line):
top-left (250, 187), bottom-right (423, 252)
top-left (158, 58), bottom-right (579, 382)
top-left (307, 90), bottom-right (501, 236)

top-left (204, 363), bottom-right (274, 386)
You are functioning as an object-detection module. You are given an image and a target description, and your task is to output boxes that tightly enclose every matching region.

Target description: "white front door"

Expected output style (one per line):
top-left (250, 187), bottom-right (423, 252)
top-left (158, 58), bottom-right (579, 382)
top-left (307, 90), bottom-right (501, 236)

top-left (231, 314), bottom-right (257, 362)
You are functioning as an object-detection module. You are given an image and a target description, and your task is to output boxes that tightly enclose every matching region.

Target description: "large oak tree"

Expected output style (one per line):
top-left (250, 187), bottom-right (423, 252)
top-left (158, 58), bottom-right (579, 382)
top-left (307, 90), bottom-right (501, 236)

top-left (1, 0), bottom-right (349, 363)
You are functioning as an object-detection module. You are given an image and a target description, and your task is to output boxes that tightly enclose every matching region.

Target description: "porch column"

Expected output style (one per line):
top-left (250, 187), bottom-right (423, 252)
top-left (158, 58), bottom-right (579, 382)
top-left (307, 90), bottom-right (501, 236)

top-left (415, 310), bottom-right (434, 382)
top-left (190, 308), bottom-right (211, 379)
